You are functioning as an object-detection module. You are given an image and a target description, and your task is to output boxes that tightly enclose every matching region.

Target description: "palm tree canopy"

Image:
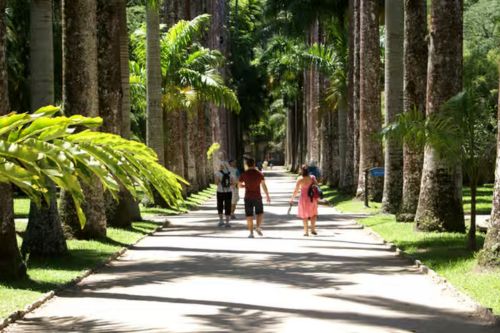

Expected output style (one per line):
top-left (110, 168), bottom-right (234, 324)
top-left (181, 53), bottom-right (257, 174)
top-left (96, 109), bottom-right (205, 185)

top-left (0, 106), bottom-right (186, 227)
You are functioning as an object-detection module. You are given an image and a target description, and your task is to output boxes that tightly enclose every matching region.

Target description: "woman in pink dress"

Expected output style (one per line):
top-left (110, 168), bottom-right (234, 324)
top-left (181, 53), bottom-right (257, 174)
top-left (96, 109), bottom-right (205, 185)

top-left (289, 165), bottom-right (319, 236)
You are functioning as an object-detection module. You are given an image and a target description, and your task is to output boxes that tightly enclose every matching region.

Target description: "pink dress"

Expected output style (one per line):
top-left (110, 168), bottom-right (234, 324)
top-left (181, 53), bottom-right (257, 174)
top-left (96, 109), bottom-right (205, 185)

top-left (298, 176), bottom-right (318, 219)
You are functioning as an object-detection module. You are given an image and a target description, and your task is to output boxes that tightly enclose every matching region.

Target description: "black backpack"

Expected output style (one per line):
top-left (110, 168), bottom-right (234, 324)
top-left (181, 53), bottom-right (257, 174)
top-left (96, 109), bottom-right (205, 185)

top-left (308, 184), bottom-right (323, 202)
top-left (221, 171), bottom-right (231, 189)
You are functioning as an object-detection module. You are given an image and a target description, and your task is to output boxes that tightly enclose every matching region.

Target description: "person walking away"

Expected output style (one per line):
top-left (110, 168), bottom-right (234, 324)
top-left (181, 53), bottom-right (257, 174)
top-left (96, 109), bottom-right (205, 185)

top-left (228, 159), bottom-right (240, 219)
top-left (290, 164), bottom-right (319, 236)
top-left (215, 162), bottom-right (235, 228)
top-left (239, 158), bottom-right (271, 238)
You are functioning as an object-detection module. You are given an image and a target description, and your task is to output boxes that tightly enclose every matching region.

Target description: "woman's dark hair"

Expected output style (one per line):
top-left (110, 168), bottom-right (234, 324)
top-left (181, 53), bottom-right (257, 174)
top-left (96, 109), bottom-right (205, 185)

top-left (246, 158), bottom-right (255, 167)
top-left (301, 164), bottom-right (309, 177)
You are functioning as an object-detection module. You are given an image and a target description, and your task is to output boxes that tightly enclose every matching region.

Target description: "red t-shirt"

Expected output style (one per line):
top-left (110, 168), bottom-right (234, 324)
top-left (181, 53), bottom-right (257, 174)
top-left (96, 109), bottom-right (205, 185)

top-left (239, 169), bottom-right (264, 200)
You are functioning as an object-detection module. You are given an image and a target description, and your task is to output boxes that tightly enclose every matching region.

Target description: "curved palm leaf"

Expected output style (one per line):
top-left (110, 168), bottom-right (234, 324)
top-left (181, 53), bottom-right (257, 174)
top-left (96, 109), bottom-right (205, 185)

top-left (0, 107), bottom-right (186, 227)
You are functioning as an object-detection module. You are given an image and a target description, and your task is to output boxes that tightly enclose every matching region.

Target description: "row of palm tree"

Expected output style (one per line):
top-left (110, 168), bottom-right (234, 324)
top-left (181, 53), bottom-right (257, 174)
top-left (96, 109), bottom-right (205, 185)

top-left (262, 0), bottom-right (499, 264)
top-left (0, 0), bottom-right (241, 281)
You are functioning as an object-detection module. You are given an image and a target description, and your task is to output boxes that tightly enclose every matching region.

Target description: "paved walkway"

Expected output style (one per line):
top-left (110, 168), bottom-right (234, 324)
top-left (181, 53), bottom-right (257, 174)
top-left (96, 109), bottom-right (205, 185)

top-left (4, 169), bottom-right (496, 332)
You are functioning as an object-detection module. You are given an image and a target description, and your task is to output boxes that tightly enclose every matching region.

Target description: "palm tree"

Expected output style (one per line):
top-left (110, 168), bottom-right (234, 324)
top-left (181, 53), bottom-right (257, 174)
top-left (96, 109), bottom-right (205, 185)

top-left (479, 61), bottom-right (500, 266)
top-left (397, 0), bottom-right (428, 222)
top-left (60, 0), bottom-right (107, 239)
top-left (208, 0), bottom-right (233, 163)
top-left (414, 0), bottom-right (465, 232)
top-left (22, 0), bottom-right (68, 258)
top-left (0, 109), bottom-right (185, 279)
top-left (344, 0), bottom-right (357, 195)
top-left (146, 0), bottom-right (164, 167)
top-left (357, 0), bottom-right (383, 201)
top-left (119, 0), bottom-right (142, 221)
top-left (0, 0), bottom-right (26, 279)
top-left (381, 0), bottom-right (404, 213)
top-left (97, 0), bottom-right (138, 228)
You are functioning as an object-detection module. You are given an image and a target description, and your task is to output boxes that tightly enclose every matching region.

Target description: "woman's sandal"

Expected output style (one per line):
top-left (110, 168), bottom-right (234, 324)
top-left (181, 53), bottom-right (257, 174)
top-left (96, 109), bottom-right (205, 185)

top-left (311, 230), bottom-right (317, 236)
top-left (303, 233), bottom-right (309, 237)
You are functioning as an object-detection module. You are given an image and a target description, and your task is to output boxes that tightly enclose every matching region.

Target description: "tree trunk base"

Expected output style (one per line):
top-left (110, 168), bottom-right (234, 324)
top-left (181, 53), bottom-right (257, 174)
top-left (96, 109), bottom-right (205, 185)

top-left (22, 199), bottom-right (68, 258)
top-left (396, 213), bottom-right (415, 222)
top-left (478, 223), bottom-right (500, 267)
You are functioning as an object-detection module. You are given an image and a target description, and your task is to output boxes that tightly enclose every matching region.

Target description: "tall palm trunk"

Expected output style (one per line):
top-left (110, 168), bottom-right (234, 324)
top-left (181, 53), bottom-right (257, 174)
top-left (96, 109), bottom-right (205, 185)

top-left (119, 0), bottom-right (142, 221)
top-left (23, 0), bottom-right (68, 258)
top-left (397, 0), bottom-right (427, 222)
top-left (382, 0), bottom-right (404, 213)
top-left (307, 18), bottom-right (320, 164)
top-left (357, 0), bottom-right (383, 201)
top-left (97, 0), bottom-right (137, 228)
top-left (146, 2), bottom-right (164, 166)
top-left (208, 0), bottom-right (231, 167)
top-left (479, 61), bottom-right (500, 266)
top-left (0, 0), bottom-right (26, 279)
top-left (352, 0), bottom-right (361, 193)
top-left (60, 0), bottom-right (107, 239)
top-left (342, 0), bottom-right (354, 193)
top-left (415, 0), bottom-right (465, 232)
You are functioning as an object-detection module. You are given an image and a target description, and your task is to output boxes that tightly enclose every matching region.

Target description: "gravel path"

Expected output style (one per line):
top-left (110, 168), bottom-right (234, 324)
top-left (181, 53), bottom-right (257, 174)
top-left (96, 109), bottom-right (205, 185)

top-left (4, 169), bottom-right (496, 332)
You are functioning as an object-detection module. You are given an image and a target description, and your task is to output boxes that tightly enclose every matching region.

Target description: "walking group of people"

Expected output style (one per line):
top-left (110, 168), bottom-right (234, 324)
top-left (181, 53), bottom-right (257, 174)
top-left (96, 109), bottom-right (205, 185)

top-left (215, 158), bottom-right (322, 238)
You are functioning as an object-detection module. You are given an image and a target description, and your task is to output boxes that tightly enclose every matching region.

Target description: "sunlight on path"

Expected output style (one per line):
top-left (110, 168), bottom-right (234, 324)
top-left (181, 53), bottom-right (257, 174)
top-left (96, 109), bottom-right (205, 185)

top-left (5, 168), bottom-right (496, 333)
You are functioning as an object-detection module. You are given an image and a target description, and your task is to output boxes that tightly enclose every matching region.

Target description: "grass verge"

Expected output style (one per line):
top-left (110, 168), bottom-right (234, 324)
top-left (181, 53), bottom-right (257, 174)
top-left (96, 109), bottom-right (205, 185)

top-left (2, 185), bottom-right (217, 321)
top-left (358, 214), bottom-right (500, 315)
top-left (320, 184), bottom-right (494, 216)
top-left (1, 220), bottom-right (160, 320)
top-left (320, 185), bottom-right (381, 214)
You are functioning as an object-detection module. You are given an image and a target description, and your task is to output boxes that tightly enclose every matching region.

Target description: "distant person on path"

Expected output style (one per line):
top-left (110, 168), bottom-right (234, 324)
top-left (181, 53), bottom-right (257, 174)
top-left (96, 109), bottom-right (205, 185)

top-left (215, 161), bottom-right (235, 228)
top-left (239, 158), bottom-right (271, 238)
top-left (228, 159), bottom-right (240, 219)
top-left (290, 164), bottom-right (319, 236)
top-left (308, 160), bottom-right (322, 183)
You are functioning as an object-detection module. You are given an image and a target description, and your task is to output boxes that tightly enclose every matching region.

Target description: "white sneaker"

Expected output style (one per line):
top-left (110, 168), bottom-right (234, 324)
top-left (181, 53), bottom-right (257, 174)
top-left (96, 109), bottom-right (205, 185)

top-left (248, 233), bottom-right (254, 238)
top-left (255, 227), bottom-right (263, 236)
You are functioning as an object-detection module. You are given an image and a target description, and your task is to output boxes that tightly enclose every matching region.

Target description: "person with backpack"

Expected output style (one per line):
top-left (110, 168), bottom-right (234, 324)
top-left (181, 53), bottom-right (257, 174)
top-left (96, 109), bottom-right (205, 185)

top-left (289, 164), bottom-right (320, 236)
top-left (215, 161), bottom-right (235, 228)
top-left (239, 158), bottom-right (271, 238)
top-left (228, 159), bottom-right (240, 219)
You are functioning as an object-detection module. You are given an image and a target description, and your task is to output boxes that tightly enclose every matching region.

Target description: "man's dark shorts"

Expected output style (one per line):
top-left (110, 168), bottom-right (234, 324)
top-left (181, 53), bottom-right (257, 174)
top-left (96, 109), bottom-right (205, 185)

top-left (244, 198), bottom-right (264, 217)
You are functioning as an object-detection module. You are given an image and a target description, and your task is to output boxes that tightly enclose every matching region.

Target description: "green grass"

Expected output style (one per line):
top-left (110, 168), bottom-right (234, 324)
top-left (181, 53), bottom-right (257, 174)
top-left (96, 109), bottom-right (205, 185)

top-left (358, 214), bottom-right (500, 315)
top-left (320, 185), bottom-right (381, 214)
top-left (14, 198), bottom-right (30, 218)
top-left (463, 184), bottom-right (493, 215)
top-left (1, 220), bottom-right (161, 319)
top-left (320, 184), bottom-right (494, 216)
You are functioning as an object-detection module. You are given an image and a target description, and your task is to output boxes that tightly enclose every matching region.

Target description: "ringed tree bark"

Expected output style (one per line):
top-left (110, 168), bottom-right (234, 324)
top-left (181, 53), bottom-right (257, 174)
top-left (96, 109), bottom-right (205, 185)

top-left (118, 0), bottom-right (142, 221)
top-left (352, 0), bottom-right (361, 192)
top-left (60, 0), bottom-right (107, 239)
top-left (381, 0), bottom-right (404, 213)
top-left (23, 0), bottom-right (68, 258)
top-left (0, 0), bottom-right (27, 279)
top-left (479, 60), bottom-right (500, 267)
top-left (414, 0), bottom-right (465, 232)
top-left (146, 1), bottom-right (164, 166)
top-left (397, 0), bottom-right (428, 222)
top-left (356, 0), bottom-right (383, 201)
top-left (341, 0), bottom-right (356, 195)
top-left (307, 18), bottom-right (320, 165)
top-left (97, 0), bottom-right (139, 228)
top-left (208, 0), bottom-right (232, 169)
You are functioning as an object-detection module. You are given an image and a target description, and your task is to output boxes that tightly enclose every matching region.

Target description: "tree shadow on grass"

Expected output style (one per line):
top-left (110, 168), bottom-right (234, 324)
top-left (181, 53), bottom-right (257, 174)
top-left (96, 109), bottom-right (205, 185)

top-left (395, 233), bottom-right (485, 268)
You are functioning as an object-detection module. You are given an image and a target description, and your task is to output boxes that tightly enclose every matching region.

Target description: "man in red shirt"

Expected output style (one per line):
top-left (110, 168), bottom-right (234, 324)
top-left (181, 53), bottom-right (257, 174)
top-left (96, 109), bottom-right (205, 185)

top-left (239, 158), bottom-right (271, 238)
